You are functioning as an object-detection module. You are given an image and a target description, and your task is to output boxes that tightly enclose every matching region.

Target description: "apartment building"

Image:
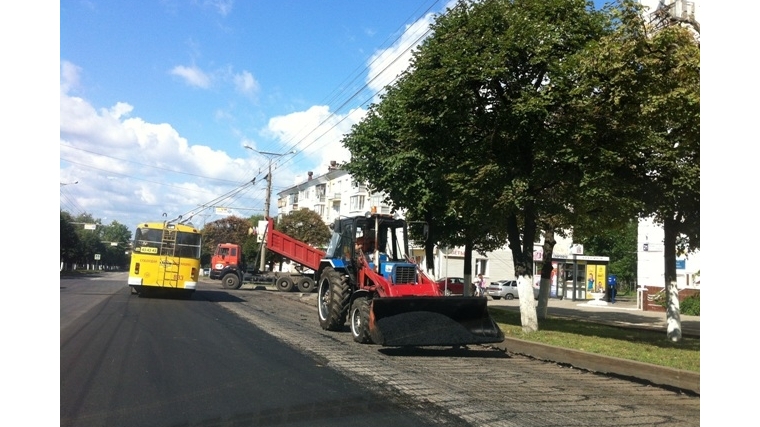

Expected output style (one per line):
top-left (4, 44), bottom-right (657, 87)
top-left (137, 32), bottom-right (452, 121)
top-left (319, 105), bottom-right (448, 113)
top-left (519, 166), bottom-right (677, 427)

top-left (275, 162), bottom-right (393, 224)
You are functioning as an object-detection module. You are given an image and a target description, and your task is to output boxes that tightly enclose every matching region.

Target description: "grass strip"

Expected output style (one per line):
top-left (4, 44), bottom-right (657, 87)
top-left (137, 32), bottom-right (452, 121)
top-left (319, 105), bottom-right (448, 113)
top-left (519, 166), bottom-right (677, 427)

top-left (488, 308), bottom-right (700, 372)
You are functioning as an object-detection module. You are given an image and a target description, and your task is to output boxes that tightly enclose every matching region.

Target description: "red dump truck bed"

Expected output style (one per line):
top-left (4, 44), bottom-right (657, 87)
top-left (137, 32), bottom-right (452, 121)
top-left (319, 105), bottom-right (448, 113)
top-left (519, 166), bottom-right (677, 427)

top-left (264, 217), bottom-right (325, 271)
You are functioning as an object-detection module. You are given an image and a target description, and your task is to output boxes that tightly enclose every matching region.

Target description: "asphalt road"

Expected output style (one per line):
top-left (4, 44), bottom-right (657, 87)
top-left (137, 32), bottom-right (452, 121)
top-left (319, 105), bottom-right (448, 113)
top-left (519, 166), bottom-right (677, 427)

top-left (60, 274), bottom-right (468, 427)
top-left (61, 272), bottom-right (700, 426)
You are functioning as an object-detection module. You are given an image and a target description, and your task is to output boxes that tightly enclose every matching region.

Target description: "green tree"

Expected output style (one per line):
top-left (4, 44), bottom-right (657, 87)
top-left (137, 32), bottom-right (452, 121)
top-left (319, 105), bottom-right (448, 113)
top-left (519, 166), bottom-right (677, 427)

top-left (69, 212), bottom-right (107, 268)
top-left (60, 211), bottom-right (80, 269)
top-left (345, 0), bottom-right (610, 331)
top-left (202, 216), bottom-right (255, 263)
top-left (100, 220), bottom-right (132, 269)
top-left (266, 210), bottom-right (332, 270)
top-left (275, 210), bottom-right (331, 248)
top-left (569, 0), bottom-right (699, 340)
top-left (202, 216), bottom-right (253, 251)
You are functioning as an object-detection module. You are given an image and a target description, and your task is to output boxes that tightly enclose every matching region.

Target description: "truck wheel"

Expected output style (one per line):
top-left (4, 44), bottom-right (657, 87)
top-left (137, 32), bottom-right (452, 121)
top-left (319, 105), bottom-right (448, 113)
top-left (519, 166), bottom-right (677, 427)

top-left (296, 277), bottom-right (316, 293)
top-left (222, 273), bottom-right (242, 290)
top-left (276, 276), bottom-right (294, 292)
top-left (350, 297), bottom-right (372, 343)
top-left (318, 267), bottom-right (350, 331)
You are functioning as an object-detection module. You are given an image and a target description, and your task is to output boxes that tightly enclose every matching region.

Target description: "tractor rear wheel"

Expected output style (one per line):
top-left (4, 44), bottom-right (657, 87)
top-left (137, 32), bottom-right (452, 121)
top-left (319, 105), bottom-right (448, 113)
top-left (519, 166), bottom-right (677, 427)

top-left (318, 267), bottom-right (350, 331)
top-left (222, 273), bottom-right (241, 289)
top-left (350, 297), bottom-right (372, 343)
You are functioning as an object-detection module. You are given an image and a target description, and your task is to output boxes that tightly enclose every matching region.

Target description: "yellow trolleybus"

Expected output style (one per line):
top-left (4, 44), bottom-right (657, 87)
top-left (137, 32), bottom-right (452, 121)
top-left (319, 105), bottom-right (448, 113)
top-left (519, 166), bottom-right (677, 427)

top-left (127, 220), bottom-right (202, 298)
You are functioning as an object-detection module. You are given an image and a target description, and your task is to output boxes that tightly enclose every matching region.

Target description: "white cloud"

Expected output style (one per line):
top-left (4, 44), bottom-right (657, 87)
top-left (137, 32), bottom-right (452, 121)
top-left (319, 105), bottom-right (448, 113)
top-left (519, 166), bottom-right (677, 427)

top-left (60, 62), bottom-right (262, 227)
top-left (366, 14), bottom-right (435, 99)
top-left (264, 105), bottom-right (366, 174)
top-left (60, 60), bottom-right (82, 93)
top-left (234, 70), bottom-right (260, 96)
top-left (204, 0), bottom-right (233, 16)
top-left (170, 65), bottom-right (211, 88)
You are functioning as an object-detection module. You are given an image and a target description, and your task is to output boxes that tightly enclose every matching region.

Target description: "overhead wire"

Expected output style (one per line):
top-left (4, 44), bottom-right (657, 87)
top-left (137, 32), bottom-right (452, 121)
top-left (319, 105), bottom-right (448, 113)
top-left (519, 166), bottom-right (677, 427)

top-left (60, 142), bottom-right (247, 186)
top-left (269, 0), bottom-right (444, 168)
top-left (278, 0), bottom-right (443, 157)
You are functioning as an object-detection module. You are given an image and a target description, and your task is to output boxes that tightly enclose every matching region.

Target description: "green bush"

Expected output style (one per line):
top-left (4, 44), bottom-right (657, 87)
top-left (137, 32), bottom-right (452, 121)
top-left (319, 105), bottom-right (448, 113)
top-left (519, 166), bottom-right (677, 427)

top-left (680, 294), bottom-right (700, 316)
top-left (650, 290), bottom-right (700, 316)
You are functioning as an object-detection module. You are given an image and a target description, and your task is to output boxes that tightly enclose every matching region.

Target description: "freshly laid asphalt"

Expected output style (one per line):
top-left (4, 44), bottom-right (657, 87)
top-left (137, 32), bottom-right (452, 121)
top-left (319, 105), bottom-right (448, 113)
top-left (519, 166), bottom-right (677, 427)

top-left (485, 295), bottom-right (700, 395)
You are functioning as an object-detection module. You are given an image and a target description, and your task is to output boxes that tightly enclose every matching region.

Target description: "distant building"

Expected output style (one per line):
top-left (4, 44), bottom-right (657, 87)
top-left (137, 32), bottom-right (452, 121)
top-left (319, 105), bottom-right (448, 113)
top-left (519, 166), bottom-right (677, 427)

top-left (640, 0), bottom-right (700, 38)
top-left (275, 161), bottom-right (394, 224)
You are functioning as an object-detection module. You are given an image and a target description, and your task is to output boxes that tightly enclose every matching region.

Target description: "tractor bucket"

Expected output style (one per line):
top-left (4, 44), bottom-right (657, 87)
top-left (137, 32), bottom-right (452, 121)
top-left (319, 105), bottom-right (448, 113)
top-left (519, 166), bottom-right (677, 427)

top-left (369, 296), bottom-right (504, 347)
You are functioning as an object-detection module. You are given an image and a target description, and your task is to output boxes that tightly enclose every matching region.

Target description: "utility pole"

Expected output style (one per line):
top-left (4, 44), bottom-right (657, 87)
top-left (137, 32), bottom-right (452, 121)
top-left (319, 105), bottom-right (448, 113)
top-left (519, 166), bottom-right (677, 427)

top-left (244, 145), bottom-right (295, 271)
top-left (264, 160), bottom-right (273, 221)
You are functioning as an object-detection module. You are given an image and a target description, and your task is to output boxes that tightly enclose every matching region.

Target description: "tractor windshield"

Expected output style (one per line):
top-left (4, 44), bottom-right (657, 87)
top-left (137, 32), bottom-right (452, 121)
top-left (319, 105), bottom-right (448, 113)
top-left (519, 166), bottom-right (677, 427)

top-left (325, 231), bottom-right (342, 259)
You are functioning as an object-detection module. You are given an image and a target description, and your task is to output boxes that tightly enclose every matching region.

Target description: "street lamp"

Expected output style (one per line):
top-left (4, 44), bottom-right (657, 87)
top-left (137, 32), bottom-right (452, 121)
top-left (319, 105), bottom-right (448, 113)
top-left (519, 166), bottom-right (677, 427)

top-left (244, 145), bottom-right (295, 270)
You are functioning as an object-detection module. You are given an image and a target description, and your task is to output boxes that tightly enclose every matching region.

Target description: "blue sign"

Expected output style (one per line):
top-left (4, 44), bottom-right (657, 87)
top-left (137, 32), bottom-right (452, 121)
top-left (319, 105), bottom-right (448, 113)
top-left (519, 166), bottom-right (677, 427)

top-left (675, 259), bottom-right (686, 270)
top-left (607, 275), bottom-right (617, 286)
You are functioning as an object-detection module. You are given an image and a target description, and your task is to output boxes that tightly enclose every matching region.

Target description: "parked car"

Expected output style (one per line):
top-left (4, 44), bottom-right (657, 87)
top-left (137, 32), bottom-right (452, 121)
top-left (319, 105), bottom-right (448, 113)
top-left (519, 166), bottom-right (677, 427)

top-left (435, 277), bottom-right (469, 296)
top-left (487, 280), bottom-right (518, 300)
top-left (488, 280), bottom-right (539, 300)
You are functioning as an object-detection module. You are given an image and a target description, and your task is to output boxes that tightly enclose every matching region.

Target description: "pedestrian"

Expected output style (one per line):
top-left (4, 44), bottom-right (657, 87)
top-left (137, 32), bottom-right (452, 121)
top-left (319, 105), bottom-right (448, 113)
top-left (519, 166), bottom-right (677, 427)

top-left (477, 274), bottom-right (486, 297)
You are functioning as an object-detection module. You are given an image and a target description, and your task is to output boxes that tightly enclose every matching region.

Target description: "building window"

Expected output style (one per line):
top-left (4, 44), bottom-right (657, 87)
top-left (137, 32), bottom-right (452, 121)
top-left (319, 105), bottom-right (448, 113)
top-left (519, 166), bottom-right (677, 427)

top-left (350, 195), bottom-right (365, 211)
top-left (475, 259), bottom-right (488, 276)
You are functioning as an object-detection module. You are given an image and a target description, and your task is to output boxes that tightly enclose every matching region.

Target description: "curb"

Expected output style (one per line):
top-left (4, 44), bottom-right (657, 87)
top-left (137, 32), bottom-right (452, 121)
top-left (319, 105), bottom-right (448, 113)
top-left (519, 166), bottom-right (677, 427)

top-left (494, 337), bottom-right (700, 395)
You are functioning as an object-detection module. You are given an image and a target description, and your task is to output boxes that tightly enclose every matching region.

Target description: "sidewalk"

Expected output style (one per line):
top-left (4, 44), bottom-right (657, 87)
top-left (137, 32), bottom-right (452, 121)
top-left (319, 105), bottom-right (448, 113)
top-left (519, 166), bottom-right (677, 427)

top-left (486, 295), bottom-right (700, 394)
top-left (486, 295), bottom-right (700, 337)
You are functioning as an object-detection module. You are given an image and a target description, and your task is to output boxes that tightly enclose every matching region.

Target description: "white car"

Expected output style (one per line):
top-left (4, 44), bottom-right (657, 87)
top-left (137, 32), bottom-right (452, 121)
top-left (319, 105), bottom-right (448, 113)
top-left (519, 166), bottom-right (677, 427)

top-left (487, 280), bottom-right (539, 300)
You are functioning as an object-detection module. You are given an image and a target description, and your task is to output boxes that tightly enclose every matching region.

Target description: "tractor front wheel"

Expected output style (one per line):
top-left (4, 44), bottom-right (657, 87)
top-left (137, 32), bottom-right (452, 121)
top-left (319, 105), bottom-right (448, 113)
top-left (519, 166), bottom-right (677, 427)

top-left (350, 297), bottom-right (372, 343)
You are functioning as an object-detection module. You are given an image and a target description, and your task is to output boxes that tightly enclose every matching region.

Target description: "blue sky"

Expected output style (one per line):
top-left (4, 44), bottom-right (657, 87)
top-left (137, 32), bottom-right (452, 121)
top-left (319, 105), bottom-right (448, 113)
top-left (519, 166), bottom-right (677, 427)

top-left (58, 0), bottom-right (620, 229)
top-left (59, 0), bottom-right (454, 228)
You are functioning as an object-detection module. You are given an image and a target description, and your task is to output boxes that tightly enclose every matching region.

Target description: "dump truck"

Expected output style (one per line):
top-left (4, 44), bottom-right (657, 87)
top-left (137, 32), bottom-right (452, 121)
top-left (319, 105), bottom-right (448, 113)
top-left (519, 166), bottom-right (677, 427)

top-left (209, 238), bottom-right (322, 293)
top-left (316, 212), bottom-right (504, 347)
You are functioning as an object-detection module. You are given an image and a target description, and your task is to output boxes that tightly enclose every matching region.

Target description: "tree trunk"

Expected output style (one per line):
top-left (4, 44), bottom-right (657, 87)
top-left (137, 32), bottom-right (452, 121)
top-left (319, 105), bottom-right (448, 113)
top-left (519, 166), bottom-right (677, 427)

top-left (663, 215), bottom-right (682, 341)
top-left (463, 238), bottom-right (473, 297)
top-left (537, 228), bottom-right (557, 320)
top-left (506, 213), bottom-right (538, 332)
top-left (517, 264), bottom-right (538, 333)
top-left (424, 212), bottom-right (436, 276)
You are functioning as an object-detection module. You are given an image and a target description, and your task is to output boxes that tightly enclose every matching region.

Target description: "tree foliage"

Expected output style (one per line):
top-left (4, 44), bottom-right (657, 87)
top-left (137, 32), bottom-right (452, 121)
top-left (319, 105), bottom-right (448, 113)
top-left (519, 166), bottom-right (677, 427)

top-left (567, 0), bottom-right (699, 340)
top-left (342, 0), bottom-right (698, 336)
top-left (201, 216), bottom-right (255, 257)
top-left (60, 211), bottom-right (80, 264)
top-left (275, 210), bottom-right (331, 248)
top-left (344, 0), bottom-right (610, 317)
top-left (59, 211), bottom-right (131, 269)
